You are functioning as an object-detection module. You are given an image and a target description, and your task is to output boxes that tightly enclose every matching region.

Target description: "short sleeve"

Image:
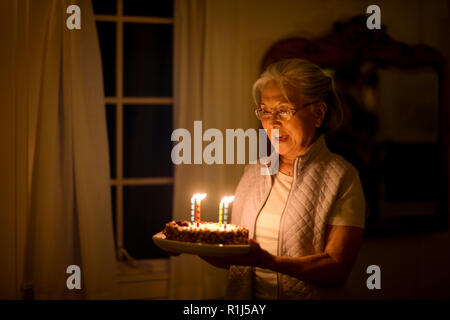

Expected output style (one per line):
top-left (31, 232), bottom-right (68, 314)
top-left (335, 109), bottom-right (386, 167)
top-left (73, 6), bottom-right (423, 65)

top-left (328, 168), bottom-right (366, 230)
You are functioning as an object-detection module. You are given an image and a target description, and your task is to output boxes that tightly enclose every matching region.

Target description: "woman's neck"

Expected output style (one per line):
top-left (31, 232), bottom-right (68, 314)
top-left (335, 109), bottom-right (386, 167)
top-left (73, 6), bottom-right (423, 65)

top-left (278, 133), bottom-right (321, 175)
top-left (282, 134), bottom-right (320, 162)
top-left (279, 156), bottom-right (294, 176)
top-left (280, 156), bottom-right (295, 166)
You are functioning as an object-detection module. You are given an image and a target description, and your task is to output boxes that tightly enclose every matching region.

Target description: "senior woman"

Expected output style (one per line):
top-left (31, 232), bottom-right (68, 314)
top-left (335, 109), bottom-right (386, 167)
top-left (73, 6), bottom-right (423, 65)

top-left (202, 58), bottom-right (366, 300)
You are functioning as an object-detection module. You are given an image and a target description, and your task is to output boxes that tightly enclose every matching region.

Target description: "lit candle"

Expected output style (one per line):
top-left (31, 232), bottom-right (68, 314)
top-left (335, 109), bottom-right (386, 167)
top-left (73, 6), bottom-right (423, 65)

top-left (218, 201), bottom-right (224, 226)
top-left (196, 199), bottom-right (200, 227)
top-left (222, 196), bottom-right (235, 229)
top-left (191, 193), bottom-right (206, 227)
top-left (190, 194), bottom-right (197, 225)
top-left (224, 203), bottom-right (229, 229)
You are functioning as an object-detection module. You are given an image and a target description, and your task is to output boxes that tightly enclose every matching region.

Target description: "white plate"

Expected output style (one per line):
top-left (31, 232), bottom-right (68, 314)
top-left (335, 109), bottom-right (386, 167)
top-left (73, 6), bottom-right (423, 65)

top-left (152, 233), bottom-right (250, 257)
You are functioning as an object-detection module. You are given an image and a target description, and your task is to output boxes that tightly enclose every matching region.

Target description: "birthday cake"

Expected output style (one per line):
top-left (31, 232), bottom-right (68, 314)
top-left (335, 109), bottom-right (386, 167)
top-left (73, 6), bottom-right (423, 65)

top-left (163, 220), bottom-right (249, 245)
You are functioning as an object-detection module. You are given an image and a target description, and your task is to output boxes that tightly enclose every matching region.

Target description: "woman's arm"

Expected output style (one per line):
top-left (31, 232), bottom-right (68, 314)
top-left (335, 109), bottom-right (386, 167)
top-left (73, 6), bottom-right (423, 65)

top-left (201, 224), bottom-right (363, 286)
top-left (268, 225), bottom-right (363, 286)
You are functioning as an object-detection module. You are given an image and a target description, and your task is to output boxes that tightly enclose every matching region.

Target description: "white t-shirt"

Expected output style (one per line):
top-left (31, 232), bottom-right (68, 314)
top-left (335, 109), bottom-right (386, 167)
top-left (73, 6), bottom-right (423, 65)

top-left (253, 170), bottom-right (365, 300)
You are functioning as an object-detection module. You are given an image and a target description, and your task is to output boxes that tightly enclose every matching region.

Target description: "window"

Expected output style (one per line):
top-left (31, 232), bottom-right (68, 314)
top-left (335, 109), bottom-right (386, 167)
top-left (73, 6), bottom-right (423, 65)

top-left (93, 0), bottom-right (174, 268)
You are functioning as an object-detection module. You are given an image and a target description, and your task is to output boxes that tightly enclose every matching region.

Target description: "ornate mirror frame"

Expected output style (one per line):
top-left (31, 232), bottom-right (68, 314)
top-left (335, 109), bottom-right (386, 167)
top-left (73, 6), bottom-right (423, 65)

top-left (262, 16), bottom-right (448, 236)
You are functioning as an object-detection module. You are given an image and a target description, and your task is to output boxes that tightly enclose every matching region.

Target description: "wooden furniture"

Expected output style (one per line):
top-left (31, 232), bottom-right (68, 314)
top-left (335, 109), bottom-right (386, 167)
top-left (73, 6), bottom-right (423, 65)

top-left (262, 15), bottom-right (447, 236)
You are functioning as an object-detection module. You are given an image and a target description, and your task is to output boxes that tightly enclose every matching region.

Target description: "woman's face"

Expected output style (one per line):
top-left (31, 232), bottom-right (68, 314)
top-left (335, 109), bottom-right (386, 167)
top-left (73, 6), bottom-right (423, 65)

top-left (260, 81), bottom-right (325, 159)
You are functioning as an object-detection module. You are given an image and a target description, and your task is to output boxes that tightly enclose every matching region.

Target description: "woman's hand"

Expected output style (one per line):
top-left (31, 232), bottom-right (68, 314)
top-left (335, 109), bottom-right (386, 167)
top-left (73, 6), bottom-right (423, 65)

top-left (200, 239), bottom-right (275, 269)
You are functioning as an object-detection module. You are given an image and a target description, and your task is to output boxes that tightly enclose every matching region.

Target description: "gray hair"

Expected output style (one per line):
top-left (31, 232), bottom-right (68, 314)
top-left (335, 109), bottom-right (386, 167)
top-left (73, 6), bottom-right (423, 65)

top-left (252, 58), bottom-right (343, 134)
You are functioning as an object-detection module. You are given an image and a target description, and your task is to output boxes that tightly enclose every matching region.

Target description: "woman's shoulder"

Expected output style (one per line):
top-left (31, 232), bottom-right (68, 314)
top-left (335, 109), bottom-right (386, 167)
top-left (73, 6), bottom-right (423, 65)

top-left (320, 149), bottom-right (360, 179)
top-left (239, 163), bottom-right (265, 180)
top-left (234, 163), bottom-right (271, 193)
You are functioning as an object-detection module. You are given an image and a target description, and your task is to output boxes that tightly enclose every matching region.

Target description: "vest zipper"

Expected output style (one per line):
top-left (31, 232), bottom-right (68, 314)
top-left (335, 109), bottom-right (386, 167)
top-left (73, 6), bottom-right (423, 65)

top-left (252, 168), bottom-right (272, 235)
top-left (251, 163), bottom-right (273, 299)
top-left (276, 157), bottom-right (300, 299)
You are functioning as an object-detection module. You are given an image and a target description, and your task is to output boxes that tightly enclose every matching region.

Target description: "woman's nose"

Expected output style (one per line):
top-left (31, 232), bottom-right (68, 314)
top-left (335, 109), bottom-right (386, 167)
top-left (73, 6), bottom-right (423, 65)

top-left (267, 115), bottom-right (281, 128)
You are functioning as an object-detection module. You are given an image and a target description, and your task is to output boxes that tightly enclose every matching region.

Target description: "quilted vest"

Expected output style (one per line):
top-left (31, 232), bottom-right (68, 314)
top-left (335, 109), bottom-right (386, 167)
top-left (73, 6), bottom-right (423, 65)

top-left (225, 135), bottom-right (358, 299)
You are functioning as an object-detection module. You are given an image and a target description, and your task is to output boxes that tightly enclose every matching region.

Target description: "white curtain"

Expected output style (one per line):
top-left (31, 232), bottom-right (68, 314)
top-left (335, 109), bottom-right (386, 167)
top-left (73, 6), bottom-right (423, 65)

top-left (171, 0), bottom-right (259, 299)
top-left (9, 0), bottom-right (118, 299)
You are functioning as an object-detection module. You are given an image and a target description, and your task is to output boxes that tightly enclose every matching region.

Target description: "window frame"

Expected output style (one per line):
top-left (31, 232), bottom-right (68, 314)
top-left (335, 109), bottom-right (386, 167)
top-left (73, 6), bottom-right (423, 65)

top-left (94, 0), bottom-right (174, 296)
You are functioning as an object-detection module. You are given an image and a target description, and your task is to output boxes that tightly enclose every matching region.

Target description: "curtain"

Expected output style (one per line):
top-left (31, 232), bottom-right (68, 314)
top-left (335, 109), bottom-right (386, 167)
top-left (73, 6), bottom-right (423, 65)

top-left (8, 0), bottom-right (118, 299)
top-left (171, 0), bottom-right (259, 299)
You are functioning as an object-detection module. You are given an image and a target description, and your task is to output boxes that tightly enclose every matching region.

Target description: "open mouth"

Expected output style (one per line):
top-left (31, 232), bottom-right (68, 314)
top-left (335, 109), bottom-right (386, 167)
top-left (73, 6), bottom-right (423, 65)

top-left (274, 135), bottom-right (289, 143)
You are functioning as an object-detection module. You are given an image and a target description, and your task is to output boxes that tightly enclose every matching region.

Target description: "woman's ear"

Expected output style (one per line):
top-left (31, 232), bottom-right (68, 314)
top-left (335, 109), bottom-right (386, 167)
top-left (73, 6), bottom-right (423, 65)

top-left (314, 102), bottom-right (327, 127)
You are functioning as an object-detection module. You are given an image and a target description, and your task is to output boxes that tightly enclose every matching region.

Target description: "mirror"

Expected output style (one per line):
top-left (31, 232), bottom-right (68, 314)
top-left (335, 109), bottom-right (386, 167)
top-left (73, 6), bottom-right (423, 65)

top-left (261, 16), bottom-right (447, 236)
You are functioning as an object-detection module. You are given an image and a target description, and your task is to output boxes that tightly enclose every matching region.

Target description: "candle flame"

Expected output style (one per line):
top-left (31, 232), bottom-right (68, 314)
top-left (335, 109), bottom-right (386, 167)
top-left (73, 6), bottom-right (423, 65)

top-left (220, 196), bottom-right (235, 205)
top-left (191, 193), bottom-right (207, 202)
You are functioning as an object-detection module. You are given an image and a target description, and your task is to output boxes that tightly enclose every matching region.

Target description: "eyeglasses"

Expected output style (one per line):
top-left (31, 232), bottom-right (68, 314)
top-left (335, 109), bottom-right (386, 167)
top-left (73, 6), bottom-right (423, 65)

top-left (254, 101), bottom-right (319, 121)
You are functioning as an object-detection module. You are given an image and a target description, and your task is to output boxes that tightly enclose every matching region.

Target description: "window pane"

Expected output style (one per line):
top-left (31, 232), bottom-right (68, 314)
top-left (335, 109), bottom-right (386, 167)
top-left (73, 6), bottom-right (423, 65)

top-left (92, 0), bottom-right (117, 15)
top-left (123, 105), bottom-right (173, 178)
top-left (123, 23), bottom-right (172, 97)
top-left (123, 186), bottom-right (173, 259)
top-left (96, 22), bottom-right (116, 97)
top-left (106, 104), bottom-right (116, 178)
top-left (123, 0), bottom-right (173, 17)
